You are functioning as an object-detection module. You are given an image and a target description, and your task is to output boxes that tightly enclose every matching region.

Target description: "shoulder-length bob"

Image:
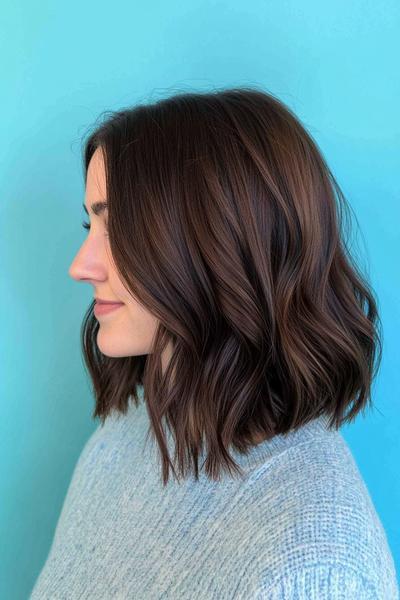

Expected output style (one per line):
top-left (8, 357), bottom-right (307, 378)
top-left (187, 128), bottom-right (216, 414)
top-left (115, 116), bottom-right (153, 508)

top-left (80, 86), bottom-right (382, 486)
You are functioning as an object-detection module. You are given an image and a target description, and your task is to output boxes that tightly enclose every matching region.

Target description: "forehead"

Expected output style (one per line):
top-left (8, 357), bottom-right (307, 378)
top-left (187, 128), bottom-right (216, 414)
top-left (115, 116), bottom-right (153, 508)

top-left (85, 147), bottom-right (107, 209)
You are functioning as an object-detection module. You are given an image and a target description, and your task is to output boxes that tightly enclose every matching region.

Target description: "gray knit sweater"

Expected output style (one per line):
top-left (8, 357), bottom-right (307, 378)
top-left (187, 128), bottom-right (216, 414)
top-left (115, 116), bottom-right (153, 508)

top-left (30, 396), bottom-right (399, 599)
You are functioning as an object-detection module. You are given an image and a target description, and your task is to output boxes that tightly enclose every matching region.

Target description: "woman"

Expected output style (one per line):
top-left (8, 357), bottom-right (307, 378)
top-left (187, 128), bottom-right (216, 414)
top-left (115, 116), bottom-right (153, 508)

top-left (30, 87), bottom-right (399, 599)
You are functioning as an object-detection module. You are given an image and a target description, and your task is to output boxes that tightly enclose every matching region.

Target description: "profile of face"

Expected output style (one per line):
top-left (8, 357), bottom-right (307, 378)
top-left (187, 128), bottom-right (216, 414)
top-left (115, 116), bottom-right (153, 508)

top-left (68, 147), bottom-right (172, 371)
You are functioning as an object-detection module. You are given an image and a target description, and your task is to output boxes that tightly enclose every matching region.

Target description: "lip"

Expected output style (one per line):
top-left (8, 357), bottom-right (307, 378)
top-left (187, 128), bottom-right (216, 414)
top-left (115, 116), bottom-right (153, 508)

top-left (94, 301), bottom-right (124, 317)
top-left (95, 298), bottom-right (124, 304)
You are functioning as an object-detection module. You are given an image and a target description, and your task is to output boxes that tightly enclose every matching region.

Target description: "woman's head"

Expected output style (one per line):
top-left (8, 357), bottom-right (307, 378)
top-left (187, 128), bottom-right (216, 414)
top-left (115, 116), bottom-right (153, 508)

top-left (69, 86), bottom-right (382, 486)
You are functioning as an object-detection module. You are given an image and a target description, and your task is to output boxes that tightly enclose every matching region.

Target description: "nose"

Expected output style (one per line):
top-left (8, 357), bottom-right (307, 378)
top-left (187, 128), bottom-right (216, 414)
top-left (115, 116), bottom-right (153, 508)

top-left (68, 258), bottom-right (81, 281)
top-left (68, 240), bottom-right (107, 283)
top-left (68, 256), bottom-right (88, 282)
top-left (68, 245), bottom-right (83, 281)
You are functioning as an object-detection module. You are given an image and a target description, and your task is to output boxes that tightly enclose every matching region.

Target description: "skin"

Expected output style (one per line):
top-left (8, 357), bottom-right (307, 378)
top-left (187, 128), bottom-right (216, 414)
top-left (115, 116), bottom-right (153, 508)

top-left (68, 147), bottom-right (173, 374)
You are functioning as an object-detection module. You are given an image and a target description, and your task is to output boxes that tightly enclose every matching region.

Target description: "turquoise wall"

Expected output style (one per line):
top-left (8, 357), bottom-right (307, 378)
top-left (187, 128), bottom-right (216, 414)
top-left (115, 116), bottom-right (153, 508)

top-left (1, 1), bottom-right (399, 597)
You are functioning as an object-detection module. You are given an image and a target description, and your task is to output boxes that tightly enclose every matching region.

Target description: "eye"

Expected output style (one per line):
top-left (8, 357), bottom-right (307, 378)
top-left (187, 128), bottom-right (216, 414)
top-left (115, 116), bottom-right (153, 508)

top-left (81, 220), bottom-right (109, 238)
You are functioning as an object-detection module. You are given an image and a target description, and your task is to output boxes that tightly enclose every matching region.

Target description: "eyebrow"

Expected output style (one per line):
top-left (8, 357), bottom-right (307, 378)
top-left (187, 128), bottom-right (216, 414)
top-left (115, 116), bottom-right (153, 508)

top-left (83, 201), bottom-right (108, 216)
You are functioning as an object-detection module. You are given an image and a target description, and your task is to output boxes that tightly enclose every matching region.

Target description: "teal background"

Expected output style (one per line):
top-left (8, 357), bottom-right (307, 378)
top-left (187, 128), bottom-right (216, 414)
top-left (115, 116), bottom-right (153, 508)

top-left (1, 1), bottom-right (399, 598)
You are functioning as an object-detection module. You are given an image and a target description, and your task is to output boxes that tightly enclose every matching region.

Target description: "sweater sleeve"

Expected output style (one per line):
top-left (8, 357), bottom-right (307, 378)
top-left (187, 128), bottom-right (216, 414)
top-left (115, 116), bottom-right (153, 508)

top-left (257, 563), bottom-right (400, 600)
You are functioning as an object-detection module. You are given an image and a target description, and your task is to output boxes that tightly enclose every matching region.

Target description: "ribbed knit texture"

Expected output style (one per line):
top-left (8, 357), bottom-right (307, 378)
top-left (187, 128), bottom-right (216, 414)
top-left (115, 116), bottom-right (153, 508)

top-left (30, 396), bottom-right (399, 599)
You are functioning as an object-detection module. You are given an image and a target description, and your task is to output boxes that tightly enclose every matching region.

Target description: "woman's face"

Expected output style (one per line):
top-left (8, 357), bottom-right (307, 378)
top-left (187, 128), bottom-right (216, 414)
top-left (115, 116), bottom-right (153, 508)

top-left (68, 147), bottom-right (172, 370)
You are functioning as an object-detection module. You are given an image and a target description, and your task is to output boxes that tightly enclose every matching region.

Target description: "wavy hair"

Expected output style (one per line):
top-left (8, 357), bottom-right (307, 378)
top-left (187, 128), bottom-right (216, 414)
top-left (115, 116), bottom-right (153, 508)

top-left (79, 86), bottom-right (382, 486)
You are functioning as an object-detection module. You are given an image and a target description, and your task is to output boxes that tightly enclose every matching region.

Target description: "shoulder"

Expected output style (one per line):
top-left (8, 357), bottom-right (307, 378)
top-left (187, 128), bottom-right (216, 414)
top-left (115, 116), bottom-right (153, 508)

top-left (239, 431), bottom-right (399, 598)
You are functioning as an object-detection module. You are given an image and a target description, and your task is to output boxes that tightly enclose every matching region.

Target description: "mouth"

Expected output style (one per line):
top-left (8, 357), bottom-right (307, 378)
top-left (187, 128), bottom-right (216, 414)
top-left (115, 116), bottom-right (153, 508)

top-left (94, 301), bottom-right (124, 317)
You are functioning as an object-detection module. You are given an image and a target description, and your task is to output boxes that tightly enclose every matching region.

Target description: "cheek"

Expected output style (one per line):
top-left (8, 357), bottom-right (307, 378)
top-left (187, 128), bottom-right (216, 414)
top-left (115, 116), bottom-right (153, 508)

top-left (125, 302), bottom-right (159, 335)
top-left (107, 270), bottom-right (133, 304)
top-left (107, 274), bottom-right (159, 332)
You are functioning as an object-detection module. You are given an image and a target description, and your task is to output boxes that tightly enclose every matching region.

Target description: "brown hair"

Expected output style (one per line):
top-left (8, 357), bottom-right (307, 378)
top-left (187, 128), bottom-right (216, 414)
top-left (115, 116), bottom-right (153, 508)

top-left (79, 86), bottom-right (382, 486)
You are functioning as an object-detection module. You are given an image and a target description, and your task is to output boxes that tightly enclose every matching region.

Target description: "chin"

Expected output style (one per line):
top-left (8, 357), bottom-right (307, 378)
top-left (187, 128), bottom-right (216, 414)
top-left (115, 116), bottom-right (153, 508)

top-left (96, 332), bottom-right (126, 358)
top-left (96, 331), bottom-right (149, 358)
top-left (97, 346), bottom-right (126, 358)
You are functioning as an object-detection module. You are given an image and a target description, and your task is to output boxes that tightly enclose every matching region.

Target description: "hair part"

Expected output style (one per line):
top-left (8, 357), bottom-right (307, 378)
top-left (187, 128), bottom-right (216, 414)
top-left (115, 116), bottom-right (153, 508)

top-left (79, 86), bottom-right (383, 486)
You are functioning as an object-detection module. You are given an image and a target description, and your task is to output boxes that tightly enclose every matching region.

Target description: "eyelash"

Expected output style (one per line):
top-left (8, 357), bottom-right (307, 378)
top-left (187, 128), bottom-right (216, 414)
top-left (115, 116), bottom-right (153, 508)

top-left (82, 220), bottom-right (109, 237)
